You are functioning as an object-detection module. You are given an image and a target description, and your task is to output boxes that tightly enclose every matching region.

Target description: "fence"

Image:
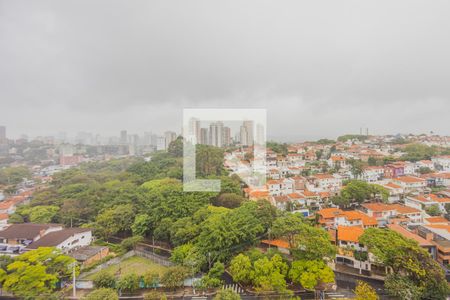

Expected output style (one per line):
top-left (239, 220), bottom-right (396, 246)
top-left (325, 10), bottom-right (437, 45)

top-left (134, 248), bottom-right (173, 267)
top-left (79, 249), bottom-right (173, 279)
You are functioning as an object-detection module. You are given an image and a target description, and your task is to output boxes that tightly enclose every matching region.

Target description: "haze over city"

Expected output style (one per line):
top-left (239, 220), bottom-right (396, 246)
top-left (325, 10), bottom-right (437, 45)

top-left (1, 0), bottom-right (450, 141)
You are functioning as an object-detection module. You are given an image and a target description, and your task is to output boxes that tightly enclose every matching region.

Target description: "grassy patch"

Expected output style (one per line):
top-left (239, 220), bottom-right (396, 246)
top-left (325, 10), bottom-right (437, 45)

top-left (85, 256), bottom-right (167, 280)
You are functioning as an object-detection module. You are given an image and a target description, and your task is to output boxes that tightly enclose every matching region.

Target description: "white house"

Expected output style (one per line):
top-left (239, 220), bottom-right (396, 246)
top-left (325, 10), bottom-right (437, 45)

top-left (393, 176), bottom-right (427, 192)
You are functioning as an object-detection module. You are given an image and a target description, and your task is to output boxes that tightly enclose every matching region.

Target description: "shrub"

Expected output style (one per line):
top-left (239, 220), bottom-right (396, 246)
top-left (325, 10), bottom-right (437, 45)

top-left (117, 273), bottom-right (140, 293)
top-left (160, 266), bottom-right (189, 289)
top-left (143, 291), bottom-right (168, 300)
top-left (92, 270), bottom-right (116, 289)
top-left (83, 288), bottom-right (119, 300)
top-left (121, 236), bottom-right (144, 251)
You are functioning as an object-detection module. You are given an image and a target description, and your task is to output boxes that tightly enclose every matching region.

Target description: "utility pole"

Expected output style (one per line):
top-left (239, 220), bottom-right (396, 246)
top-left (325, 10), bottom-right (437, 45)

top-left (72, 263), bottom-right (76, 298)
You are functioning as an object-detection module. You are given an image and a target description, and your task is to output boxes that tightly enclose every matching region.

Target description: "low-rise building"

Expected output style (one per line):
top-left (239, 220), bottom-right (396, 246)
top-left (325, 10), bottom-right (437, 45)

top-left (393, 176), bottom-right (427, 192)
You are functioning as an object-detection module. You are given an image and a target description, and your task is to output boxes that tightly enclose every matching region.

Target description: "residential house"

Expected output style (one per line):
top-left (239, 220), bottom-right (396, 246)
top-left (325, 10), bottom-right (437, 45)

top-left (317, 208), bottom-right (377, 229)
top-left (387, 224), bottom-right (436, 259)
top-left (26, 227), bottom-right (92, 253)
top-left (381, 182), bottom-right (404, 203)
top-left (307, 174), bottom-right (342, 193)
top-left (416, 224), bottom-right (450, 264)
top-left (69, 246), bottom-right (110, 267)
top-left (361, 166), bottom-right (385, 183)
top-left (359, 203), bottom-right (423, 226)
top-left (393, 176), bottom-right (427, 192)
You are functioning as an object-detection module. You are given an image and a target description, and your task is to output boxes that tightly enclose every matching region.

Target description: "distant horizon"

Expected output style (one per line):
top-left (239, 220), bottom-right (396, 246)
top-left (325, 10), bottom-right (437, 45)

top-left (0, 124), bottom-right (448, 144)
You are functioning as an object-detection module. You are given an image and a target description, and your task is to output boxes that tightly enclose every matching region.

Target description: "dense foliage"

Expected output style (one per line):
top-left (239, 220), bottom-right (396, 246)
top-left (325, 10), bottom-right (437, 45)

top-left (360, 228), bottom-right (449, 299)
top-left (0, 248), bottom-right (77, 298)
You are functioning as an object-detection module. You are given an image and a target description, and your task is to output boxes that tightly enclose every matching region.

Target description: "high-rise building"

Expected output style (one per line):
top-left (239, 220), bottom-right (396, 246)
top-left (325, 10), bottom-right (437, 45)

top-left (188, 118), bottom-right (202, 144)
top-left (120, 130), bottom-right (128, 145)
top-left (243, 121), bottom-right (254, 146)
top-left (156, 136), bottom-right (166, 151)
top-left (222, 126), bottom-right (231, 146)
top-left (239, 121), bottom-right (254, 146)
top-left (199, 128), bottom-right (209, 145)
top-left (209, 122), bottom-right (224, 147)
top-left (0, 126), bottom-right (6, 144)
top-left (256, 123), bottom-right (265, 146)
top-left (240, 125), bottom-right (248, 146)
top-left (164, 131), bottom-right (177, 149)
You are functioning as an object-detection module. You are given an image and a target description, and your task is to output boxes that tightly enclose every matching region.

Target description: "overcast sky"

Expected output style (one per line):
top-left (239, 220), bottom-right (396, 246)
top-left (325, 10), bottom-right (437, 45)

top-left (1, 0), bottom-right (449, 141)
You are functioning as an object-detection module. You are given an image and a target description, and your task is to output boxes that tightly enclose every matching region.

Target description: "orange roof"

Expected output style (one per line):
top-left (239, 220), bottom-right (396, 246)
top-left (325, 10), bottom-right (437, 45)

top-left (331, 156), bottom-right (345, 161)
top-left (342, 211), bottom-right (378, 226)
top-left (0, 200), bottom-right (16, 210)
top-left (395, 176), bottom-right (425, 183)
top-left (319, 192), bottom-right (331, 198)
top-left (425, 216), bottom-right (449, 224)
top-left (249, 190), bottom-right (269, 198)
top-left (267, 179), bottom-right (281, 185)
top-left (317, 208), bottom-right (343, 219)
top-left (391, 204), bottom-right (421, 214)
top-left (313, 174), bottom-right (335, 180)
top-left (362, 203), bottom-right (396, 212)
top-left (425, 224), bottom-right (450, 234)
top-left (385, 182), bottom-right (402, 189)
top-left (302, 190), bottom-right (318, 197)
top-left (287, 193), bottom-right (303, 199)
top-left (261, 239), bottom-right (289, 249)
top-left (0, 213), bottom-right (8, 220)
top-left (337, 226), bottom-right (364, 243)
top-left (387, 224), bottom-right (434, 247)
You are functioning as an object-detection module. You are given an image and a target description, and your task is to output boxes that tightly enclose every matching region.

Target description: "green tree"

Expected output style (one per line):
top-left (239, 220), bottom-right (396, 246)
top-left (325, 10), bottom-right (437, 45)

top-left (83, 288), bottom-right (119, 300)
top-left (29, 206), bottom-right (59, 223)
top-left (290, 223), bottom-right (336, 261)
top-left (288, 260), bottom-right (334, 291)
top-left (160, 266), bottom-right (189, 290)
top-left (360, 228), bottom-right (449, 299)
top-left (252, 254), bottom-right (289, 293)
top-left (93, 270), bottom-right (116, 289)
top-left (143, 271), bottom-right (161, 288)
top-left (7, 213), bottom-right (24, 224)
top-left (354, 281), bottom-right (378, 300)
top-left (117, 273), bottom-right (140, 293)
top-left (0, 166), bottom-right (31, 185)
top-left (346, 158), bottom-right (364, 178)
top-left (171, 244), bottom-right (205, 274)
top-left (384, 274), bottom-right (422, 300)
top-left (367, 157), bottom-right (377, 166)
top-left (201, 262), bottom-right (225, 288)
top-left (425, 204), bottom-right (441, 216)
top-left (131, 214), bottom-right (152, 236)
top-left (229, 254), bottom-right (253, 285)
top-left (168, 136), bottom-right (183, 157)
top-left (120, 236), bottom-right (143, 251)
top-left (196, 144), bottom-right (225, 177)
top-left (94, 204), bottom-right (135, 239)
top-left (0, 247), bottom-right (76, 298)
top-left (195, 201), bottom-right (267, 262)
top-left (138, 178), bottom-right (214, 237)
top-left (270, 213), bottom-right (304, 248)
top-left (213, 193), bottom-right (246, 209)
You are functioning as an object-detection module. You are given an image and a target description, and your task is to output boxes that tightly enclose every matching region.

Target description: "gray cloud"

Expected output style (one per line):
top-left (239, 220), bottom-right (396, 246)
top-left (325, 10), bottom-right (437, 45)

top-left (1, 0), bottom-right (449, 140)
